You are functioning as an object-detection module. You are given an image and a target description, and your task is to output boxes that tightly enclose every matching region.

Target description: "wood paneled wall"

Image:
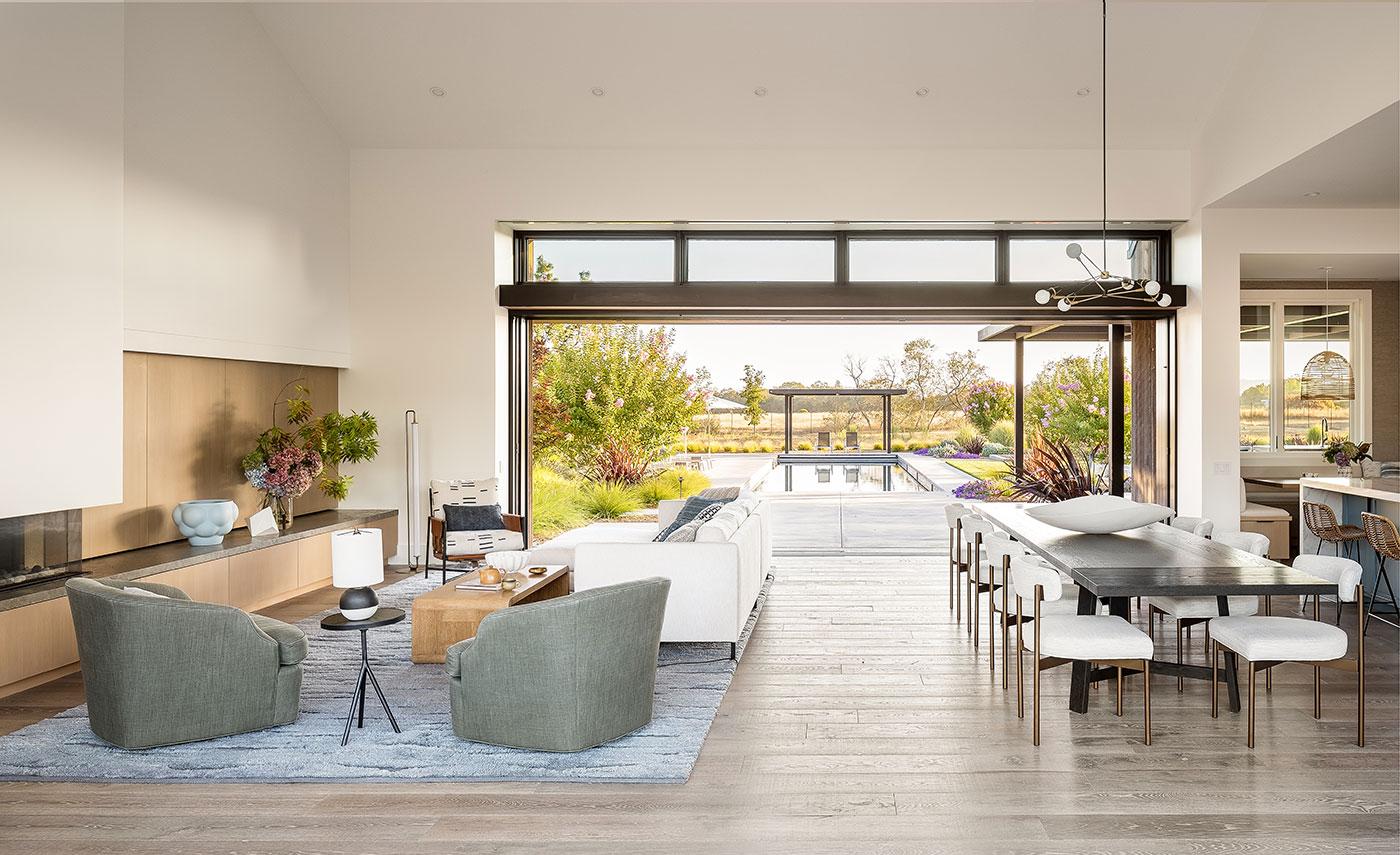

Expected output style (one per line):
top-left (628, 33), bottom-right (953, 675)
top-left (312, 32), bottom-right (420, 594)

top-left (81, 353), bottom-right (339, 558)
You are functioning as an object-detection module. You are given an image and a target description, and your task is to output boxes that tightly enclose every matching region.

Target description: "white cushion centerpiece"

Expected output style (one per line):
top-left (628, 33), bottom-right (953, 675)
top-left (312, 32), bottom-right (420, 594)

top-left (1025, 494), bottom-right (1172, 534)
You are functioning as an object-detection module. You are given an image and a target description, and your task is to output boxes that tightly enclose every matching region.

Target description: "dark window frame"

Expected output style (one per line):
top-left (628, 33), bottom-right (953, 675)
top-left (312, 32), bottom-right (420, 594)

top-left (513, 228), bottom-right (1173, 291)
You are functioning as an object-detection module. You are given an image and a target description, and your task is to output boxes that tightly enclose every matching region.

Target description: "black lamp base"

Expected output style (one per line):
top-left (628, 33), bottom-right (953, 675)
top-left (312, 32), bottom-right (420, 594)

top-left (339, 586), bottom-right (379, 621)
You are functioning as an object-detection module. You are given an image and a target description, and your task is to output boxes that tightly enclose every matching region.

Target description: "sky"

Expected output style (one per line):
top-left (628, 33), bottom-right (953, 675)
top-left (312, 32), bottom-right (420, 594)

top-left (655, 324), bottom-right (1101, 391)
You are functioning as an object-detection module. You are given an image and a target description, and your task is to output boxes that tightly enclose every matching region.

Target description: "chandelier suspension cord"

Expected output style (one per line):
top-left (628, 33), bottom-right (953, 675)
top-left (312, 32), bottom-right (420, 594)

top-left (1101, 0), bottom-right (1108, 273)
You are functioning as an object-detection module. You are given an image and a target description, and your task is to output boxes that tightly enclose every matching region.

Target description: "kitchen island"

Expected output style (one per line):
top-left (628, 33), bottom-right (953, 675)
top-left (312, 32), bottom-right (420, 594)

top-left (1300, 476), bottom-right (1399, 628)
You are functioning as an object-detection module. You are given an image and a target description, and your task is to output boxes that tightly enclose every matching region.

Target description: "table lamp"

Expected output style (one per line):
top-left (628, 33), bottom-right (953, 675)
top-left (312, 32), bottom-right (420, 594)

top-left (332, 528), bottom-right (384, 620)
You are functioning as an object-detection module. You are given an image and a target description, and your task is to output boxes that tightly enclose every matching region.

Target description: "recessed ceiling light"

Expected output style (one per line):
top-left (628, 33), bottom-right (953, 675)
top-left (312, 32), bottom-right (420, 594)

top-left (590, 87), bottom-right (606, 97)
top-left (915, 87), bottom-right (930, 97)
top-left (429, 86), bottom-right (446, 97)
top-left (1076, 87), bottom-right (1092, 97)
top-left (754, 86), bottom-right (768, 97)
top-left (1303, 191), bottom-right (1321, 197)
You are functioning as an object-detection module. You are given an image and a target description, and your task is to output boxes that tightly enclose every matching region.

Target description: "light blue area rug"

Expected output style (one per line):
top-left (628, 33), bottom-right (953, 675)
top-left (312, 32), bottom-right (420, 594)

top-left (0, 573), bottom-right (771, 784)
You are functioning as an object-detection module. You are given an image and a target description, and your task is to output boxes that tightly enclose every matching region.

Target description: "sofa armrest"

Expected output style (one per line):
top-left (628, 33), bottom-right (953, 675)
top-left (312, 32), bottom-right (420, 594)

top-left (572, 541), bottom-right (744, 642)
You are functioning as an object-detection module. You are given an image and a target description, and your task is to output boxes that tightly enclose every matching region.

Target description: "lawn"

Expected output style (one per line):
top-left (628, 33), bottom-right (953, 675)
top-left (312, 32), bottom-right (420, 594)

top-left (943, 458), bottom-right (1012, 480)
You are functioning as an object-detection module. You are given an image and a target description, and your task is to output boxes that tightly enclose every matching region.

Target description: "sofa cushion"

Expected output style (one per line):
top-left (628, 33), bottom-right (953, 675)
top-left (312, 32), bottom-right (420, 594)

top-left (250, 614), bottom-right (309, 665)
top-left (528, 522), bottom-right (660, 567)
top-left (664, 503), bottom-right (723, 542)
top-left (696, 502), bottom-right (751, 543)
top-left (696, 485), bottom-right (742, 501)
top-left (655, 496), bottom-right (728, 541)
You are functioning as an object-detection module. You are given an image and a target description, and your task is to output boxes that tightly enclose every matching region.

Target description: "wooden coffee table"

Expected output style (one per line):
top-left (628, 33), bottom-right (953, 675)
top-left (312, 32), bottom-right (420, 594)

top-left (410, 564), bottom-right (571, 663)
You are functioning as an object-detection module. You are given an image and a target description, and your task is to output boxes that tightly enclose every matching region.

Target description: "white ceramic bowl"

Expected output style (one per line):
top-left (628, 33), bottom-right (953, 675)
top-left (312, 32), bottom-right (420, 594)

top-left (172, 499), bottom-right (239, 546)
top-left (485, 551), bottom-right (530, 573)
top-left (1024, 494), bottom-right (1172, 534)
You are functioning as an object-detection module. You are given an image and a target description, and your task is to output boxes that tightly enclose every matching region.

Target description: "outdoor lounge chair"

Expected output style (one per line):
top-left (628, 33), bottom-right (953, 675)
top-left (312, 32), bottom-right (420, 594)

top-left (817, 431), bottom-right (831, 450)
top-left (846, 430), bottom-right (859, 450)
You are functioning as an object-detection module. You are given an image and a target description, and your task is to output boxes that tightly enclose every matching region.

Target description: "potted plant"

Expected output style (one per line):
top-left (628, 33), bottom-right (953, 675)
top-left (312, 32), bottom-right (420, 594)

top-left (241, 384), bottom-right (379, 532)
top-left (1322, 437), bottom-right (1371, 477)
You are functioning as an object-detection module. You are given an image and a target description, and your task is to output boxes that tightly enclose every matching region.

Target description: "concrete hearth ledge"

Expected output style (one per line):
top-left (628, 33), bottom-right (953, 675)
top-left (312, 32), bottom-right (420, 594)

top-left (0, 509), bottom-right (396, 613)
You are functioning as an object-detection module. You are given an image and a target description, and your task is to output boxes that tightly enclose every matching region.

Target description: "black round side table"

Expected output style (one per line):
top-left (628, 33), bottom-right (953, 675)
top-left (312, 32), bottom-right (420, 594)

top-left (320, 608), bottom-right (406, 746)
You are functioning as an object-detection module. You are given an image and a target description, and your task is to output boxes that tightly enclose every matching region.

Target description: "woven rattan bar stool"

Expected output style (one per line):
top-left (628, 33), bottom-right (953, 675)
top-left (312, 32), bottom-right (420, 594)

top-left (1359, 512), bottom-right (1400, 635)
top-left (1302, 501), bottom-right (1366, 560)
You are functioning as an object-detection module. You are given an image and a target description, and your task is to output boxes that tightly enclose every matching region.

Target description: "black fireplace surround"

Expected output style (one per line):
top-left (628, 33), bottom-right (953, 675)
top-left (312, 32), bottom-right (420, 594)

top-left (0, 509), bottom-right (84, 593)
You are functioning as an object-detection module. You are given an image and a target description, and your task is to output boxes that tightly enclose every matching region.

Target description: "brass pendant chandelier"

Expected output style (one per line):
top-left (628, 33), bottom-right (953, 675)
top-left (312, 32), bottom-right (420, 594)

top-left (1033, 0), bottom-right (1170, 313)
top-left (1300, 266), bottom-right (1355, 401)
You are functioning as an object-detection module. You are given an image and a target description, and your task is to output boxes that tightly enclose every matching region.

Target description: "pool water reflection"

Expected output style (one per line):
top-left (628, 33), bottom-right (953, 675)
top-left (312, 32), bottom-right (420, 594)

top-left (756, 463), bottom-right (925, 494)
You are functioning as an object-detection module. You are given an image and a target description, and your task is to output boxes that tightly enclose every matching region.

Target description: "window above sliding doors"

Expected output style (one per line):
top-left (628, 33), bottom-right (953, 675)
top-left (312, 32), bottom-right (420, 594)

top-left (1239, 290), bottom-right (1371, 455)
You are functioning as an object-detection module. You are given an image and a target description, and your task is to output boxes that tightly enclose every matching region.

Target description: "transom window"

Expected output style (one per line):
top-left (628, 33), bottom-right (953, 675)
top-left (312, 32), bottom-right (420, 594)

top-left (515, 230), bottom-right (1170, 288)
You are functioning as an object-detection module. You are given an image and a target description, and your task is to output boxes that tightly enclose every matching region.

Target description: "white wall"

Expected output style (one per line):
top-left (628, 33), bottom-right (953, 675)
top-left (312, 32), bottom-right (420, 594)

top-left (0, 4), bottom-right (125, 517)
top-left (122, 4), bottom-right (352, 368)
top-left (1191, 2), bottom-right (1400, 209)
top-left (1175, 207), bottom-right (1400, 528)
top-left (346, 146), bottom-right (1193, 559)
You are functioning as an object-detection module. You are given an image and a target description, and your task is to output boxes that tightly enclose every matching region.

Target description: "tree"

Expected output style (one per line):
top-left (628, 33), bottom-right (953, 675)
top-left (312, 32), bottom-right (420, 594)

top-left (884, 340), bottom-right (992, 435)
top-left (1024, 347), bottom-right (1130, 454)
top-left (740, 364), bottom-right (767, 428)
top-left (532, 324), bottom-right (708, 482)
top-left (964, 379), bottom-right (1013, 435)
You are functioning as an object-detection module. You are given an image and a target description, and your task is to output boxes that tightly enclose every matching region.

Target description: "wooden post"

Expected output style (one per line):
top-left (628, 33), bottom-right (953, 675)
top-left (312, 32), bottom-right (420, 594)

top-left (1109, 324), bottom-right (1126, 496)
top-left (1014, 336), bottom-right (1025, 476)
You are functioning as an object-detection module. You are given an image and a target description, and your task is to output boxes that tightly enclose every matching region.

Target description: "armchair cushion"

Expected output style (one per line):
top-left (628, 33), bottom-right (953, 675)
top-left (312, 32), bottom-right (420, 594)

top-left (249, 614), bottom-right (309, 665)
top-left (443, 503), bottom-right (506, 532)
top-left (445, 528), bottom-right (525, 554)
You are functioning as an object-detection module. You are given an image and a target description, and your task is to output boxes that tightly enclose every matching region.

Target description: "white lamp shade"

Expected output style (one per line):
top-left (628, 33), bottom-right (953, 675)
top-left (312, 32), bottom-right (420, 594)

top-left (331, 528), bottom-right (384, 588)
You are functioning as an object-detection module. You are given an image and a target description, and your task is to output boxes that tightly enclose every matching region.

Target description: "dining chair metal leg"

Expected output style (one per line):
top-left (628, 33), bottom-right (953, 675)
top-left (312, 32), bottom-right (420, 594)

top-left (1032, 591), bottom-right (1041, 746)
top-left (1016, 596), bottom-right (1025, 720)
top-left (1142, 659), bottom-right (1152, 746)
top-left (947, 526), bottom-right (955, 612)
top-left (1115, 666), bottom-right (1123, 716)
top-left (1357, 585), bottom-right (1366, 748)
top-left (972, 550), bottom-right (981, 649)
top-left (1211, 641), bottom-right (1219, 719)
top-left (1175, 619), bottom-right (1184, 693)
top-left (1314, 665), bottom-right (1322, 719)
top-left (1265, 596), bottom-right (1272, 693)
top-left (1002, 578), bottom-right (1011, 690)
top-left (1203, 623), bottom-right (1211, 660)
top-left (1247, 660), bottom-right (1257, 749)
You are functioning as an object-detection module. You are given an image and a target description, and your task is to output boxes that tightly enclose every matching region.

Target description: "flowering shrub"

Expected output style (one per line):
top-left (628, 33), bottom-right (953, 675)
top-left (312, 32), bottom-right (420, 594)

top-left (952, 479), bottom-right (1012, 501)
top-left (1025, 349), bottom-right (1129, 452)
top-left (964, 380), bottom-right (1013, 435)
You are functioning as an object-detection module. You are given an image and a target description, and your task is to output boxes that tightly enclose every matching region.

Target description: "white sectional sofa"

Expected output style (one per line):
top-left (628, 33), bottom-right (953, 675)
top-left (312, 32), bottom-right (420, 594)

top-left (527, 496), bottom-right (771, 649)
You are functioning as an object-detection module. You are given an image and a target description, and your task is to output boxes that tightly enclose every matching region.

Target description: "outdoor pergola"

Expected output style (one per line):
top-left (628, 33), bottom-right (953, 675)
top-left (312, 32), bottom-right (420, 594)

top-left (767, 387), bottom-right (908, 454)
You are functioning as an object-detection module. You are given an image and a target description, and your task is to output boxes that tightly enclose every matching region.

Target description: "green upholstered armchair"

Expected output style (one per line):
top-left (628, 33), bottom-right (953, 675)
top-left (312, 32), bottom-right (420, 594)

top-left (65, 578), bottom-right (307, 749)
top-left (445, 577), bottom-right (671, 752)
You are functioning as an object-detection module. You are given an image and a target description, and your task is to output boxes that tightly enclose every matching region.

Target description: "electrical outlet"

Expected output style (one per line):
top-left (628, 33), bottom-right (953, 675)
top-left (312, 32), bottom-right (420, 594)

top-left (1213, 462), bottom-right (1232, 475)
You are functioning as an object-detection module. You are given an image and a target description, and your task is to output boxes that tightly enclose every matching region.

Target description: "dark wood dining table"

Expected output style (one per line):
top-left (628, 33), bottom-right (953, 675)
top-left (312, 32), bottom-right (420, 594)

top-left (975, 504), bottom-right (1335, 714)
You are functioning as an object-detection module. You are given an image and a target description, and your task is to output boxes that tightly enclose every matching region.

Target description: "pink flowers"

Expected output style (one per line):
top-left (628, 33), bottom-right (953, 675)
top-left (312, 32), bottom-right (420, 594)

top-left (245, 446), bottom-right (322, 499)
top-left (613, 397), bottom-right (625, 408)
top-left (584, 389), bottom-right (596, 403)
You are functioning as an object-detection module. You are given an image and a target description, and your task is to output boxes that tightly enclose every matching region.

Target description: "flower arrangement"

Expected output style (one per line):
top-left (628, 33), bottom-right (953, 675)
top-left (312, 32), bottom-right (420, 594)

top-left (1322, 437), bottom-right (1371, 474)
top-left (241, 383), bottom-right (379, 531)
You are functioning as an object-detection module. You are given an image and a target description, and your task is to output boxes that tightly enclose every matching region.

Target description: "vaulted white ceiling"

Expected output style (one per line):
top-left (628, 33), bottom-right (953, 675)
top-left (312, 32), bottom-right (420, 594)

top-left (251, 1), bottom-right (1269, 150)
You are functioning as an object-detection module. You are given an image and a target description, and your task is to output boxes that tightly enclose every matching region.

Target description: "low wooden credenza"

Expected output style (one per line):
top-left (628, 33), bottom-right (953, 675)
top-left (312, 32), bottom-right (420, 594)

top-left (0, 509), bottom-right (397, 698)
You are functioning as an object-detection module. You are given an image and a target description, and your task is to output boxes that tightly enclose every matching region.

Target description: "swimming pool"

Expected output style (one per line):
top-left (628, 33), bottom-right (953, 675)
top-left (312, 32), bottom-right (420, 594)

top-left (755, 462), bottom-right (926, 494)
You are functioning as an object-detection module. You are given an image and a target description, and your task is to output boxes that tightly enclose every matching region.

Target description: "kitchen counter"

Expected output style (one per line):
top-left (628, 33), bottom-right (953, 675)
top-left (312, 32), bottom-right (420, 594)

top-left (1298, 476), bottom-right (1400, 504)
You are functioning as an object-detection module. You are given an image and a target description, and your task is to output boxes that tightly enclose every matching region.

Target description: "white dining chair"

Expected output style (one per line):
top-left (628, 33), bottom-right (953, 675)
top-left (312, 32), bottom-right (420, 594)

top-left (961, 514), bottom-right (1001, 646)
top-left (945, 502), bottom-right (971, 620)
top-left (1150, 529), bottom-right (1268, 692)
top-left (979, 535), bottom-right (1084, 690)
top-left (1209, 554), bottom-right (1366, 748)
top-left (1013, 556), bottom-right (1155, 746)
top-left (1170, 516), bottom-right (1214, 538)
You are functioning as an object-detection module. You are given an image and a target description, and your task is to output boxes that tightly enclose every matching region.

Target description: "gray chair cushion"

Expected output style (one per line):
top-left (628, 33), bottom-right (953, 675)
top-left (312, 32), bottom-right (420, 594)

top-left (250, 614), bottom-right (309, 665)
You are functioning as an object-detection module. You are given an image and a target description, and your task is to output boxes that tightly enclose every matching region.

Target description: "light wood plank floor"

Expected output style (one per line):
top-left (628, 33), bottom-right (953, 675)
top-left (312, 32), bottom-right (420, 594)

top-left (2, 504), bottom-right (1397, 854)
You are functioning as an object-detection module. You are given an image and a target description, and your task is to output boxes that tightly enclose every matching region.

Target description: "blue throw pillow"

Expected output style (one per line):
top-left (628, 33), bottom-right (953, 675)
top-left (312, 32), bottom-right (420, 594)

top-left (654, 496), bottom-right (729, 542)
top-left (443, 503), bottom-right (506, 532)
